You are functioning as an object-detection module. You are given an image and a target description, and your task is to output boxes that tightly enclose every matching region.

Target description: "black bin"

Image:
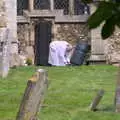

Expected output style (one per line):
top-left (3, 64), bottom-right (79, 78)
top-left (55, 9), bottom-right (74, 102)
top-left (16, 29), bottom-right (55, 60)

top-left (70, 41), bottom-right (90, 65)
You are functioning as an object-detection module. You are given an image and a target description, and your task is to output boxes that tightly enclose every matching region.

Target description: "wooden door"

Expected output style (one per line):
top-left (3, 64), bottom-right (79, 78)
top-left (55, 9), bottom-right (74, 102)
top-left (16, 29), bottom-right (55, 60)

top-left (34, 21), bottom-right (52, 66)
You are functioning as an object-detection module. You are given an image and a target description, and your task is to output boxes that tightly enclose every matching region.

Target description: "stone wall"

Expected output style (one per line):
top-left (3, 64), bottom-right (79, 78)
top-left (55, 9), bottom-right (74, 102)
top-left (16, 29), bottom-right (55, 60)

top-left (54, 23), bottom-right (90, 45)
top-left (17, 23), bottom-right (34, 63)
top-left (17, 22), bottom-right (90, 64)
top-left (105, 28), bottom-right (120, 64)
top-left (17, 24), bottom-right (30, 53)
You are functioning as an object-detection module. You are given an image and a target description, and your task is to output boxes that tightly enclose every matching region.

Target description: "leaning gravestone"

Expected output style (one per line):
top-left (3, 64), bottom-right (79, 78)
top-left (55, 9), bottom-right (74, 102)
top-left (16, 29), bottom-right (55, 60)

top-left (90, 89), bottom-right (104, 111)
top-left (16, 69), bottom-right (48, 120)
top-left (115, 68), bottom-right (120, 113)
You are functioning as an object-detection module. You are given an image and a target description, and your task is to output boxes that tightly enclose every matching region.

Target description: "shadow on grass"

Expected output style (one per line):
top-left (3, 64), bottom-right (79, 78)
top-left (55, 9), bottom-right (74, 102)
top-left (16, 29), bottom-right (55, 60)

top-left (96, 105), bottom-right (115, 112)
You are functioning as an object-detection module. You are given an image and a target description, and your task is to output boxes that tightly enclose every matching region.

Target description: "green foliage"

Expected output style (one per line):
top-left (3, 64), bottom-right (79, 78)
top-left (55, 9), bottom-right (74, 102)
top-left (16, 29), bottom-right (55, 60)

top-left (101, 17), bottom-right (115, 39)
top-left (87, 2), bottom-right (115, 29)
top-left (26, 58), bottom-right (32, 65)
top-left (82, 0), bottom-right (93, 4)
top-left (83, 0), bottom-right (120, 39)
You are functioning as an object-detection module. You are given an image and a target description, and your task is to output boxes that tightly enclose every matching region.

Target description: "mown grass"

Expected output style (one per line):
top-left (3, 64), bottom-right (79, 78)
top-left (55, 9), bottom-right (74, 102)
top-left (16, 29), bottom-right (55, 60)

top-left (0, 65), bottom-right (120, 120)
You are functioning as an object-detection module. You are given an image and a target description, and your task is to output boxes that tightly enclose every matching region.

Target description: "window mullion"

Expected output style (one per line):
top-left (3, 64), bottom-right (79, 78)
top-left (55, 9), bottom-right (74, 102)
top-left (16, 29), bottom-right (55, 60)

top-left (28, 0), bottom-right (34, 11)
top-left (50, 0), bottom-right (54, 10)
top-left (69, 0), bottom-right (74, 15)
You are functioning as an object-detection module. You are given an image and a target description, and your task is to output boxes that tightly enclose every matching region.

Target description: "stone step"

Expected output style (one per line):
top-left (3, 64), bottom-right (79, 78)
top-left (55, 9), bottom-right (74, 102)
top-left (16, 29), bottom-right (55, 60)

top-left (87, 54), bottom-right (106, 64)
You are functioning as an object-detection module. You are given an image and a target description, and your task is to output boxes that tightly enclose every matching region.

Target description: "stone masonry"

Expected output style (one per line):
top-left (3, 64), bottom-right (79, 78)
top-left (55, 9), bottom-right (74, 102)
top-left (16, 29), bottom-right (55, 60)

top-left (54, 23), bottom-right (90, 45)
top-left (17, 22), bottom-right (90, 63)
top-left (105, 28), bottom-right (120, 64)
top-left (17, 24), bottom-right (30, 53)
top-left (17, 1), bottom-right (120, 64)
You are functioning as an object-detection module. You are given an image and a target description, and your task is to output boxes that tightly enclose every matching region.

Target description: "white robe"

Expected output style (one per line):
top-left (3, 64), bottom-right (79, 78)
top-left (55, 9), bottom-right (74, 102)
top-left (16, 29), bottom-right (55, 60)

top-left (48, 41), bottom-right (70, 66)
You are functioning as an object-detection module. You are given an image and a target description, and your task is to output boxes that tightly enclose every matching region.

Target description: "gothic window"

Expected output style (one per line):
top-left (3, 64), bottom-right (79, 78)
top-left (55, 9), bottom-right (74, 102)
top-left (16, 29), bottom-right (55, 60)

top-left (34, 0), bottom-right (50, 9)
top-left (17, 0), bottom-right (90, 16)
top-left (54, 0), bottom-right (69, 15)
top-left (17, 0), bottom-right (28, 15)
top-left (74, 0), bottom-right (90, 15)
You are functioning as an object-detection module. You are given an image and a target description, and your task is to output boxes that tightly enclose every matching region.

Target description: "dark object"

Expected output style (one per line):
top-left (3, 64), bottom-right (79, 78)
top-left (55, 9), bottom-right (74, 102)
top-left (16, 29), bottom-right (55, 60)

top-left (34, 21), bottom-right (52, 66)
top-left (17, 0), bottom-right (28, 15)
top-left (34, 0), bottom-right (50, 9)
top-left (70, 41), bottom-right (90, 65)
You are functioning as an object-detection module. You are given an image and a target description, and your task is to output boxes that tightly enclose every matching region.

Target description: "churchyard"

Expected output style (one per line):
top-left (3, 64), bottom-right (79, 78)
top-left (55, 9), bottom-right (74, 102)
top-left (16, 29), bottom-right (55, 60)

top-left (0, 65), bottom-right (120, 120)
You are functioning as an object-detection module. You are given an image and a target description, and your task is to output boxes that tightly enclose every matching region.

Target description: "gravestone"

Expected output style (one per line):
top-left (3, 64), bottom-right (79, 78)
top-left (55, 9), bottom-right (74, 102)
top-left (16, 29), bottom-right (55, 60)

top-left (0, 28), bottom-right (10, 77)
top-left (0, 0), bottom-right (9, 77)
top-left (0, 0), bottom-right (17, 77)
top-left (16, 69), bottom-right (48, 120)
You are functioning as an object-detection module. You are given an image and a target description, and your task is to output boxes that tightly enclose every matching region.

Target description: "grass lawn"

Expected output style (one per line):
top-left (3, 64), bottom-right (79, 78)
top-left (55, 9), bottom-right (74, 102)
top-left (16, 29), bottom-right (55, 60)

top-left (0, 65), bottom-right (120, 120)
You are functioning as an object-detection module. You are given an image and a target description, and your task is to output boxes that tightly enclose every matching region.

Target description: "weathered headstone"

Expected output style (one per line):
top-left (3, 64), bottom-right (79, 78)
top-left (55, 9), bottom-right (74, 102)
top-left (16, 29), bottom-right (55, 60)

top-left (115, 67), bottom-right (120, 112)
top-left (0, 28), bottom-right (10, 77)
top-left (115, 87), bottom-right (120, 112)
top-left (90, 89), bottom-right (104, 111)
top-left (0, 0), bottom-right (18, 77)
top-left (16, 69), bottom-right (48, 120)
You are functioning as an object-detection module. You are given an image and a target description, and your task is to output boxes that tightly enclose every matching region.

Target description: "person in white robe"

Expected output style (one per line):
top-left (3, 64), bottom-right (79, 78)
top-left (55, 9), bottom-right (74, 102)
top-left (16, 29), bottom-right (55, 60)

top-left (48, 41), bottom-right (72, 66)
